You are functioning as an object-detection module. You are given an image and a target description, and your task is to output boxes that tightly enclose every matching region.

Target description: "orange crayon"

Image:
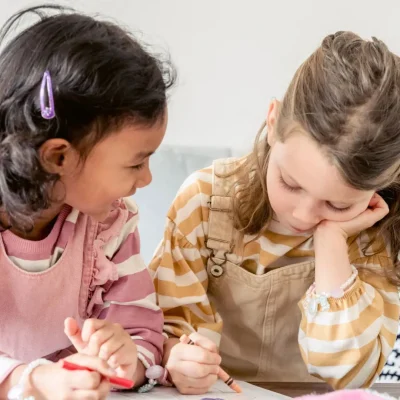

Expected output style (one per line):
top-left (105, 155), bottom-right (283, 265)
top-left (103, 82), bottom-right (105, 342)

top-left (180, 334), bottom-right (242, 394)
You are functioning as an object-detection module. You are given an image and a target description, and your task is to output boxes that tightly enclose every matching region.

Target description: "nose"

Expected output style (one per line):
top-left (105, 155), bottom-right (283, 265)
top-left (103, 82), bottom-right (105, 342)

top-left (292, 197), bottom-right (320, 228)
top-left (135, 165), bottom-right (153, 189)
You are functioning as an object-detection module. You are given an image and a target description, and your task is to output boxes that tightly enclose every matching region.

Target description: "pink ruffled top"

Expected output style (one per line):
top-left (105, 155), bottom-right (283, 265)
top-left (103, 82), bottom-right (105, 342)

top-left (0, 198), bottom-right (164, 383)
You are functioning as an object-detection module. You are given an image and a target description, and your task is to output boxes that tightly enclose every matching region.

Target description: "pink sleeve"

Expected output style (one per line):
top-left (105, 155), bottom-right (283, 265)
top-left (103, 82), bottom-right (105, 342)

top-left (97, 267), bottom-right (164, 367)
top-left (87, 198), bottom-right (164, 367)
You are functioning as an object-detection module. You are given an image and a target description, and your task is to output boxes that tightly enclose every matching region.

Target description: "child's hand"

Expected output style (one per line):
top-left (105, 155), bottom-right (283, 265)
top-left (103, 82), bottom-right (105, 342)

top-left (166, 333), bottom-right (221, 395)
top-left (64, 317), bottom-right (137, 381)
top-left (29, 353), bottom-right (113, 400)
top-left (316, 193), bottom-right (389, 239)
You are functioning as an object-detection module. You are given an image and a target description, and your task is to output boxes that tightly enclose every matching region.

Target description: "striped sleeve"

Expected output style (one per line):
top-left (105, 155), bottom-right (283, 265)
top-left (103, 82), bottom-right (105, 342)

top-left (149, 168), bottom-right (223, 345)
top-left (299, 252), bottom-right (400, 389)
top-left (95, 198), bottom-right (164, 367)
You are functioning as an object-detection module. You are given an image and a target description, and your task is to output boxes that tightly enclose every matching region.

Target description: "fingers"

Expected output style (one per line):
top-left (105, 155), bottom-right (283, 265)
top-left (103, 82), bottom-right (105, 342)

top-left (70, 319), bottom-right (137, 381)
top-left (368, 194), bottom-right (379, 208)
top-left (89, 325), bottom-right (135, 369)
top-left (107, 343), bottom-right (135, 369)
top-left (81, 319), bottom-right (108, 343)
top-left (363, 193), bottom-right (389, 225)
top-left (177, 386), bottom-right (214, 395)
top-left (64, 353), bottom-right (117, 378)
top-left (331, 192), bottom-right (390, 238)
top-left (86, 325), bottom-right (116, 357)
top-left (81, 320), bottom-right (132, 367)
top-left (64, 318), bottom-right (86, 352)
top-left (179, 333), bottom-right (191, 344)
top-left (168, 360), bottom-right (220, 378)
top-left (172, 371), bottom-right (218, 395)
top-left (69, 378), bottom-right (111, 399)
top-left (173, 343), bottom-right (221, 365)
top-left (95, 378), bottom-right (112, 399)
top-left (99, 338), bottom-right (122, 362)
top-left (188, 332), bottom-right (219, 353)
top-left (370, 193), bottom-right (389, 213)
top-left (66, 370), bottom-right (101, 390)
top-left (167, 342), bottom-right (221, 395)
top-left (342, 193), bottom-right (389, 237)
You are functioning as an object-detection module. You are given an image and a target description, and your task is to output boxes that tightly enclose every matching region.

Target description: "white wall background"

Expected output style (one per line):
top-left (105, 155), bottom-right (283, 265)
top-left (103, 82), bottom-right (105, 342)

top-left (1, 0), bottom-right (400, 151)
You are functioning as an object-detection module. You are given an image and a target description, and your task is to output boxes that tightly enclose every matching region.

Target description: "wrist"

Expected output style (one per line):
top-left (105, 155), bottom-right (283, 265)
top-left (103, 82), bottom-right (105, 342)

top-left (0, 365), bottom-right (26, 399)
top-left (132, 358), bottom-right (145, 387)
top-left (29, 364), bottom-right (45, 392)
top-left (136, 358), bottom-right (173, 393)
top-left (8, 360), bottom-right (52, 400)
top-left (162, 337), bottom-right (179, 368)
top-left (304, 265), bottom-right (358, 317)
top-left (27, 362), bottom-right (53, 393)
top-left (314, 223), bottom-right (352, 294)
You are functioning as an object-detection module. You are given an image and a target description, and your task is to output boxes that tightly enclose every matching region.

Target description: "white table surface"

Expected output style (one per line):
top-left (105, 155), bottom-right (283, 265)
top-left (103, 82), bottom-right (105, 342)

top-left (108, 381), bottom-right (289, 399)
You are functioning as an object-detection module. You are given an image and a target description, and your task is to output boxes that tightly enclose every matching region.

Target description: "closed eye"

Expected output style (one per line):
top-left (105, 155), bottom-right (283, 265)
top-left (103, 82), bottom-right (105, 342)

top-left (326, 203), bottom-right (352, 213)
top-left (280, 175), bottom-right (352, 212)
top-left (130, 163), bottom-right (145, 170)
top-left (279, 176), bottom-right (301, 193)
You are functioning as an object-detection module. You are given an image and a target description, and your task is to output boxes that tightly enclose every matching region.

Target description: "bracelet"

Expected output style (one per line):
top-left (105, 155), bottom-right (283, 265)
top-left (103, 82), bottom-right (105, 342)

top-left (7, 359), bottom-right (52, 400)
top-left (137, 365), bottom-right (172, 393)
top-left (303, 265), bottom-right (358, 317)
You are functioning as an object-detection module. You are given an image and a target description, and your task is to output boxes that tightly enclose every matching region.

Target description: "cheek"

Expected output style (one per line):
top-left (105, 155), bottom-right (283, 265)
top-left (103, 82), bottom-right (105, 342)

top-left (61, 167), bottom-right (96, 204)
top-left (266, 167), bottom-right (294, 215)
top-left (62, 161), bottom-right (111, 201)
top-left (327, 201), bottom-right (370, 222)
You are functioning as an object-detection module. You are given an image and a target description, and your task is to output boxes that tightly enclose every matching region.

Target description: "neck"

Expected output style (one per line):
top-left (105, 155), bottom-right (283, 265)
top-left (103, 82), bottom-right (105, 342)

top-left (0, 203), bottom-right (64, 241)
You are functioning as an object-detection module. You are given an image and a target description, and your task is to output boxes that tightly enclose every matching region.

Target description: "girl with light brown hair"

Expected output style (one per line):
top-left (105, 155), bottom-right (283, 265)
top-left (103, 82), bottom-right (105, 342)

top-left (151, 31), bottom-right (400, 394)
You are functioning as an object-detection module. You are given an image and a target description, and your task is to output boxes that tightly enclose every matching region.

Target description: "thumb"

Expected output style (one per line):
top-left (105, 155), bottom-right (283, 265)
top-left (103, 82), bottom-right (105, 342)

top-left (64, 317), bottom-right (86, 352)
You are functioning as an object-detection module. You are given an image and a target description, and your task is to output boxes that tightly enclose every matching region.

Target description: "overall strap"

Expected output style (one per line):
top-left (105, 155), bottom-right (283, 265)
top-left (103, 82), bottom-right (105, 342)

top-left (206, 158), bottom-right (240, 253)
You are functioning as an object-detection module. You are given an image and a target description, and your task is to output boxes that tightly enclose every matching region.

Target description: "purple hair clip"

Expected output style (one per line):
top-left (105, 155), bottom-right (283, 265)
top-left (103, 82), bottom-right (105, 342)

top-left (40, 70), bottom-right (55, 119)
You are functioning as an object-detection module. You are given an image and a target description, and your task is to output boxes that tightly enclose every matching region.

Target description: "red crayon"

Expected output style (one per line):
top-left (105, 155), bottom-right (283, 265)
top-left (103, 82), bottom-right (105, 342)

top-left (61, 360), bottom-right (134, 389)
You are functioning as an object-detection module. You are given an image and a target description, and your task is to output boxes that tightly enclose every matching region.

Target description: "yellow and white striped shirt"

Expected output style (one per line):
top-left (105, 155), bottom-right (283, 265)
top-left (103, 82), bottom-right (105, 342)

top-left (149, 166), bottom-right (400, 388)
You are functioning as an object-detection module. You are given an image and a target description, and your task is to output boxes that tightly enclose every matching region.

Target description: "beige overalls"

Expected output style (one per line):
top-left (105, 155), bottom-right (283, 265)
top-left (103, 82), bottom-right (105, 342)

top-left (205, 158), bottom-right (321, 383)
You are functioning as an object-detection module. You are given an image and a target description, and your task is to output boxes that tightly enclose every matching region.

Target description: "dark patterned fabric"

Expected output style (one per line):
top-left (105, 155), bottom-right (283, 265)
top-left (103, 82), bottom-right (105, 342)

top-left (378, 323), bottom-right (400, 382)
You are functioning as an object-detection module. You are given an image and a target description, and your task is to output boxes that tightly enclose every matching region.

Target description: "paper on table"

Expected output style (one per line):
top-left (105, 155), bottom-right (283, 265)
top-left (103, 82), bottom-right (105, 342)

top-left (107, 380), bottom-right (290, 399)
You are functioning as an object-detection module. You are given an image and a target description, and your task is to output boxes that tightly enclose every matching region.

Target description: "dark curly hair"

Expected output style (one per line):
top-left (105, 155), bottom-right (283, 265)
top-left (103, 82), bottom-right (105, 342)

top-left (0, 4), bottom-right (176, 231)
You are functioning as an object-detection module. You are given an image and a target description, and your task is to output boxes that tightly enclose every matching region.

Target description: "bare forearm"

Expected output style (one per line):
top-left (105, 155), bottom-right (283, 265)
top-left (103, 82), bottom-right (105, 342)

top-left (314, 225), bottom-right (352, 293)
top-left (0, 364), bottom-right (26, 398)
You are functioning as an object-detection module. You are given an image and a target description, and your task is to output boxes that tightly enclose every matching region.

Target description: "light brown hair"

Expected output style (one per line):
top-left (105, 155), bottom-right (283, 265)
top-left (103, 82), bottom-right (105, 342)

top-left (232, 31), bottom-right (400, 284)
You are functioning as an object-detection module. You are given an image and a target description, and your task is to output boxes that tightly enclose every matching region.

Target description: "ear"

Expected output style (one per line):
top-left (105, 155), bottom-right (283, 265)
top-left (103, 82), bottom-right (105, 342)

top-left (39, 139), bottom-right (76, 175)
top-left (266, 99), bottom-right (280, 146)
